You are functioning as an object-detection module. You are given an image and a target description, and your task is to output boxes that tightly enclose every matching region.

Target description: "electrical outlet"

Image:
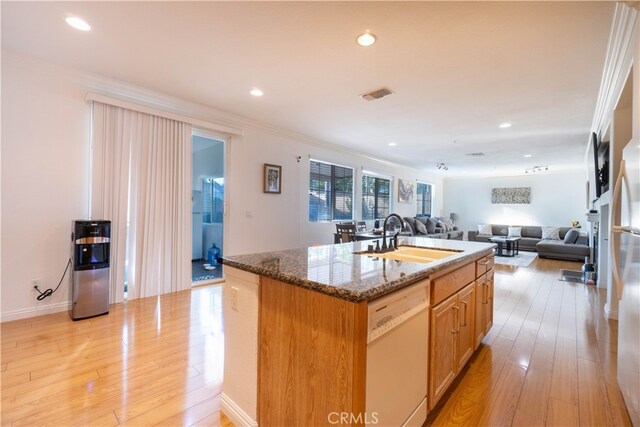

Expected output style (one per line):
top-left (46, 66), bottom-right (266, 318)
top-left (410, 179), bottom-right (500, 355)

top-left (231, 286), bottom-right (239, 311)
top-left (32, 279), bottom-right (41, 290)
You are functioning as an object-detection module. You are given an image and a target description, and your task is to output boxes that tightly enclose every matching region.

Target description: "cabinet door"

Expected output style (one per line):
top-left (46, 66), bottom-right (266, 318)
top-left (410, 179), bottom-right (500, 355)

top-left (484, 269), bottom-right (494, 335)
top-left (456, 282), bottom-right (476, 372)
top-left (474, 278), bottom-right (486, 349)
top-left (428, 293), bottom-right (458, 410)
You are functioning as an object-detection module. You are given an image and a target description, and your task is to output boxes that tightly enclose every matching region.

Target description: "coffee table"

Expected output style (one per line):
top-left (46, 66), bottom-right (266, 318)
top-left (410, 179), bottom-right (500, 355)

top-left (490, 236), bottom-right (521, 257)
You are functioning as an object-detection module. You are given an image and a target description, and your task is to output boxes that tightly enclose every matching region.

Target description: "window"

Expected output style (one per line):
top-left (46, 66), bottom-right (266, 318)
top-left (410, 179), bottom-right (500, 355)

top-left (309, 160), bottom-right (353, 222)
top-left (203, 177), bottom-right (224, 223)
top-left (362, 175), bottom-right (390, 220)
top-left (416, 182), bottom-right (433, 216)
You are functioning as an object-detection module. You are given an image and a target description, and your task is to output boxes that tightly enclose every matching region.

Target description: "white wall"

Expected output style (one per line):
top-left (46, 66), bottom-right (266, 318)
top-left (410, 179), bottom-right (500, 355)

top-left (1, 52), bottom-right (443, 320)
top-left (443, 171), bottom-right (588, 235)
top-left (1, 54), bottom-right (92, 320)
top-left (226, 127), bottom-right (443, 255)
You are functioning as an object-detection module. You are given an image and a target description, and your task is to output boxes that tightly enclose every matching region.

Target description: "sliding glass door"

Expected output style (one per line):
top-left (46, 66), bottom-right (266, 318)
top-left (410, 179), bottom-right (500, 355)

top-left (191, 133), bottom-right (226, 284)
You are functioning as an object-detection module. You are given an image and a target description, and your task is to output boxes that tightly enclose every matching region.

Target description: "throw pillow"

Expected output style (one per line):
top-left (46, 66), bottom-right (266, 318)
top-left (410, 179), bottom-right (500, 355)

top-left (563, 228), bottom-right (580, 244)
top-left (478, 224), bottom-right (492, 235)
top-left (508, 226), bottom-right (522, 237)
top-left (414, 218), bottom-right (428, 235)
top-left (403, 217), bottom-right (416, 234)
top-left (445, 219), bottom-right (455, 231)
top-left (541, 226), bottom-right (561, 240)
top-left (426, 218), bottom-right (437, 234)
top-left (436, 217), bottom-right (448, 231)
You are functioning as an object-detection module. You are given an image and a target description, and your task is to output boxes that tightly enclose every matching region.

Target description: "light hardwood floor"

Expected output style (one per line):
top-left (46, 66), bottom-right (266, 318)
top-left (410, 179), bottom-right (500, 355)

top-left (1, 256), bottom-right (632, 426)
top-left (427, 257), bottom-right (632, 427)
top-left (1, 287), bottom-right (232, 426)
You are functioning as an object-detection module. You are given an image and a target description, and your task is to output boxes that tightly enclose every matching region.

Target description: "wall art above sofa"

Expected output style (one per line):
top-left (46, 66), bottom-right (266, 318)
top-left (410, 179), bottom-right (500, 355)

top-left (491, 187), bottom-right (531, 204)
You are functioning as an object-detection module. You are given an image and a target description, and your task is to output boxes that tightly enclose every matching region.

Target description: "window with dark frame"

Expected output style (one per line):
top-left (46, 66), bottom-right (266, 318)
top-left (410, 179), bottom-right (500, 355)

top-left (309, 160), bottom-right (353, 222)
top-left (362, 175), bottom-right (390, 221)
top-left (416, 182), bottom-right (433, 217)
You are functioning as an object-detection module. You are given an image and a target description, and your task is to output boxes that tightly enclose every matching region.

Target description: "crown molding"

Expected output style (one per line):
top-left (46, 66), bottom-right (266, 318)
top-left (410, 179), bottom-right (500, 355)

top-left (590, 3), bottom-right (638, 138)
top-left (2, 49), bottom-right (427, 176)
top-left (623, 1), bottom-right (639, 11)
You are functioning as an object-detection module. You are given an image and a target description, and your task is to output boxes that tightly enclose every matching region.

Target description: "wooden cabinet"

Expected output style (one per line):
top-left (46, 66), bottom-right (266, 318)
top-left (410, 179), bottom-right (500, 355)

top-left (429, 293), bottom-right (458, 408)
top-left (428, 254), bottom-right (494, 410)
top-left (428, 280), bottom-right (476, 409)
top-left (475, 254), bottom-right (495, 277)
top-left (474, 267), bottom-right (495, 348)
top-left (456, 283), bottom-right (476, 371)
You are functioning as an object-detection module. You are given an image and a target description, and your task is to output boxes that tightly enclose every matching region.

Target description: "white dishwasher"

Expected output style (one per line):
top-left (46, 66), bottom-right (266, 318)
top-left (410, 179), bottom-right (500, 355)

top-left (366, 280), bottom-right (429, 426)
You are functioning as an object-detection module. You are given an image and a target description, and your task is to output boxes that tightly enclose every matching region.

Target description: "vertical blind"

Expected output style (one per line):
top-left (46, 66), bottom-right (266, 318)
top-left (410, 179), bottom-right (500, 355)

top-left (91, 101), bottom-right (192, 301)
top-left (309, 160), bottom-right (353, 222)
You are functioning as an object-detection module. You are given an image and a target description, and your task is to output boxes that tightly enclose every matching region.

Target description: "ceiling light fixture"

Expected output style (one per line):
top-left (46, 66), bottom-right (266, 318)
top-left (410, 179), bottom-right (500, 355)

top-left (525, 165), bottom-right (549, 174)
top-left (65, 16), bottom-right (91, 31)
top-left (523, 154), bottom-right (532, 158)
top-left (388, 142), bottom-right (397, 147)
top-left (499, 123), bottom-right (512, 128)
top-left (250, 88), bottom-right (264, 97)
top-left (356, 32), bottom-right (376, 47)
top-left (436, 163), bottom-right (448, 171)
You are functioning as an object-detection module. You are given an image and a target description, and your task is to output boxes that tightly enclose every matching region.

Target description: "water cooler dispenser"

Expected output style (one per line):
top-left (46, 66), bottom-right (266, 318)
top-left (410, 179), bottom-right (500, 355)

top-left (71, 220), bottom-right (111, 320)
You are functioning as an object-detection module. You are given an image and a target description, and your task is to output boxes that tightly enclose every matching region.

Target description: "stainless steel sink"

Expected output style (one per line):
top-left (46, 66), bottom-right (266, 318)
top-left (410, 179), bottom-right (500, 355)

top-left (354, 246), bottom-right (459, 264)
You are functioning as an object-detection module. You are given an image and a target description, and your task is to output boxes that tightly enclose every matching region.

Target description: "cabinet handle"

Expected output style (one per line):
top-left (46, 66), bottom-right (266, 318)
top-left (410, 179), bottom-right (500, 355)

top-left (482, 283), bottom-right (488, 304)
top-left (460, 301), bottom-right (468, 327)
top-left (488, 280), bottom-right (493, 301)
top-left (451, 306), bottom-right (459, 334)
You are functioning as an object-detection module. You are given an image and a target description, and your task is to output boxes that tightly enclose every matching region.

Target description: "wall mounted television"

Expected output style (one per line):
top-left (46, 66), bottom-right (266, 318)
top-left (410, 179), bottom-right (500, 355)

top-left (591, 132), bottom-right (602, 198)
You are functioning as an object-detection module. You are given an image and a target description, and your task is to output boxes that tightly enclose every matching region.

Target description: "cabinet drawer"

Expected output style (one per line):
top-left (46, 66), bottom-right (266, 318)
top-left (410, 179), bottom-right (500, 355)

top-left (476, 255), bottom-right (495, 277)
top-left (431, 262), bottom-right (475, 305)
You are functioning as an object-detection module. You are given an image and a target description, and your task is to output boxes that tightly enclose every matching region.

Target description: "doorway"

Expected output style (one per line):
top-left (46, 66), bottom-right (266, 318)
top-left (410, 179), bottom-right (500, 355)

top-left (192, 134), bottom-right (225, 283)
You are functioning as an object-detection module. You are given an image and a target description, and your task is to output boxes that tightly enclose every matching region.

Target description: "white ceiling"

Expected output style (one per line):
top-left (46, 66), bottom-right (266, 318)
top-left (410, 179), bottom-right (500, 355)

top-left (1, 1), bottom-right (614, 177)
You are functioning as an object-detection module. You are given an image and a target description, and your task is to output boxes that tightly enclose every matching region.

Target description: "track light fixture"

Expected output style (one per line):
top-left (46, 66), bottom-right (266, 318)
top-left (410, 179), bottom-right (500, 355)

top-left (525, 165), bottom-right (549, 174)
top-left (436, 163), bottom-right (448, 170)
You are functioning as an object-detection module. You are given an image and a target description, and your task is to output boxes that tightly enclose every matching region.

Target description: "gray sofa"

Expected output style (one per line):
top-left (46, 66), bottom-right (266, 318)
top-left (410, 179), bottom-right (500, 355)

top-left (403, 216), bottom-right (463, 240)
top-left (468, 224), bottom-right (589, 261)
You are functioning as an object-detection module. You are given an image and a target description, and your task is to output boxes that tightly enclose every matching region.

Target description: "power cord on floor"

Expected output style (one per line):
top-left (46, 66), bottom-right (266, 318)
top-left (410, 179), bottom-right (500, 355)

top-left (34, 258), bottom-right (72, 301)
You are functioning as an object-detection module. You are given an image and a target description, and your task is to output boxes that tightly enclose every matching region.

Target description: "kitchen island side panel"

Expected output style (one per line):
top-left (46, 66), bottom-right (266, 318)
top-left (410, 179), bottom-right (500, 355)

top-left (258, 277), bottom-right (368, 426)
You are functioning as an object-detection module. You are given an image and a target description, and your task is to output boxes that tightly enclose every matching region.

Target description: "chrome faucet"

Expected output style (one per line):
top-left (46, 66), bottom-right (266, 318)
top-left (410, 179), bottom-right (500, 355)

top-left (381, 213), bottom-right (406, 252)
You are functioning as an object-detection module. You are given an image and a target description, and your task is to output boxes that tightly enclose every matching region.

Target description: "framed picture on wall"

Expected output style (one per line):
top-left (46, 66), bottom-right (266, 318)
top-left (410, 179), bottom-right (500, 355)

top-left (263, 164), bottom-right (282, 194)
top-left (398, 179), bottom-right (414, 203)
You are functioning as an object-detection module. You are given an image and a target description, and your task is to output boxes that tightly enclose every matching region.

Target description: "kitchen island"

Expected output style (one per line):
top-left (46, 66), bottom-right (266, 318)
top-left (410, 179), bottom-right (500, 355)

top-left (219, 237), bottom-right (495, 426)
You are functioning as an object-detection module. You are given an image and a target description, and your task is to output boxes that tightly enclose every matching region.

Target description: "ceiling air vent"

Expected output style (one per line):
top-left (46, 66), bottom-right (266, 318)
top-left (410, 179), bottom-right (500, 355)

top-left (466, 152), bottom-right (486, 157)
top-left (361, 87), bottom-right (393, 101)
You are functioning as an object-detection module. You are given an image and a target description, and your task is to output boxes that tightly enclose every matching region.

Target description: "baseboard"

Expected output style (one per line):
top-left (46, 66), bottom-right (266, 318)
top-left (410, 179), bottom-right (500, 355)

top-left (604, 303), bottom-right (619, 320)
top-left (1, 301), bottom-right (71, 323)
top-left (220, 392), bottom-right (258, 427)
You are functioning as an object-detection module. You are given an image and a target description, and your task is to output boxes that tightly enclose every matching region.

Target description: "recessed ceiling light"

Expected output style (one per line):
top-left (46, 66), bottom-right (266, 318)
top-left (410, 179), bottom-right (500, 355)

top-left (499, 123), bottom-right (512, 128)
top-left (388, 142), bottom-right (397, 147)
top-left (250, 88), bottom-right (264, 97)
top-left (65, 16), bottom-right (91, 31)
top-left (356, 32), bottom-right (376, 47)
top-left (523, 154), bottom-right (532, 158)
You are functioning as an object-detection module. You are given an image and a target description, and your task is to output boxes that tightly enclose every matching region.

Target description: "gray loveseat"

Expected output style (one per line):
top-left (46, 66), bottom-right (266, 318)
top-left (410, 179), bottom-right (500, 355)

top-left (403, 216), bottom-right (463, 240)
top-left (468, 224), bottom-right (589, 261)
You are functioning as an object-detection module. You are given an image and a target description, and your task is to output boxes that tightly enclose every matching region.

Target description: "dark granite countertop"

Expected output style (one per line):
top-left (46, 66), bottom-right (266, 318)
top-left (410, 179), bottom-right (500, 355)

top-left (221, 237), bottom-right (496, 303)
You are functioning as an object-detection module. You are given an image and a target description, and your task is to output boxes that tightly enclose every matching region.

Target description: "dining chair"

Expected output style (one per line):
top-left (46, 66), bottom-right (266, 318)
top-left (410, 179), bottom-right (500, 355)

top-left (356, 221), bottom-right (367, 232)
top-left (335, 223), bottom-right (357, 243)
